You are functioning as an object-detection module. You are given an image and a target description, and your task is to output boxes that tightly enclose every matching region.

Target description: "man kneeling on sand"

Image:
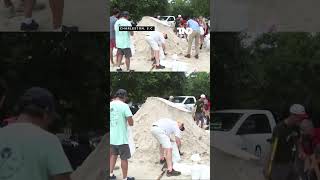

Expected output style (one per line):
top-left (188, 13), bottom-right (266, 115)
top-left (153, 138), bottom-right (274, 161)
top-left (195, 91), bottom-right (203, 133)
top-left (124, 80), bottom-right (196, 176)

top-left (151, 118), bottom-right (184, 177)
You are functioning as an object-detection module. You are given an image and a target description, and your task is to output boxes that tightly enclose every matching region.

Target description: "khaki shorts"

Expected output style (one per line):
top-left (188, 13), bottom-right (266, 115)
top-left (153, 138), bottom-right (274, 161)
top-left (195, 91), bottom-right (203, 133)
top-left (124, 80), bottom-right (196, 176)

top-left (145, 36), bottom-right (160, 51)
top-left (151, 126), bottom-right (172, 148)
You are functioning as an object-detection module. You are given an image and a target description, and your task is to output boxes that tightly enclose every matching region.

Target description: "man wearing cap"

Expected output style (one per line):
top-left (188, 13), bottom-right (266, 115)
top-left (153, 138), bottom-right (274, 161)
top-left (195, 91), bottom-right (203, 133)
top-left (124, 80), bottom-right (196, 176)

top-left (264, 104), bottom-right (308, 180)
top-left (151, 118), bottom-right (184, 177)
top-left (114, 11), bottom-right (134, 72)
top-left (0, 87), bottom-right (73, 180)
top-left (110, 89), bottom-right (135, 180)
top-left (194, 94), bottom-right (206, 128)
top-left (174, 15), bottom-right (182, 35)
top-left (145, 30), bottom-right (167, 69)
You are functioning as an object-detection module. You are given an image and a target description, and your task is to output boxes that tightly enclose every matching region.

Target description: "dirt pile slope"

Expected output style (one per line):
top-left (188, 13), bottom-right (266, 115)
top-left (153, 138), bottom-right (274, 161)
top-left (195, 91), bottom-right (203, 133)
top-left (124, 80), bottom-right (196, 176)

top-left (71, 134), bottom-right (108, 180)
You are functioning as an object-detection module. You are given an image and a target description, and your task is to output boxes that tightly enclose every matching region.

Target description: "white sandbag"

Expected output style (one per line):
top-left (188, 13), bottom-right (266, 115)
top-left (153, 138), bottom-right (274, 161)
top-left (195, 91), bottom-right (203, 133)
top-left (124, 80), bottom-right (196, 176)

top-left (173, 163), bottom-right (192, 175)
top-left (172, 141), bottom-right (181, 163)
top-left (130, 41), bottom-right (135, 56)
top-left (128, 126), bottom-right (135, 156)
top-left (199, 165), bottom-right (210, 180)
top-left (191, 164), bottom-right (202, 180)
top-left (191, 154), bottom-right (201, 162)
top-left (200, 27), bottom-right (205, 35)
top-left (159, 47), bottom-right (165, 60)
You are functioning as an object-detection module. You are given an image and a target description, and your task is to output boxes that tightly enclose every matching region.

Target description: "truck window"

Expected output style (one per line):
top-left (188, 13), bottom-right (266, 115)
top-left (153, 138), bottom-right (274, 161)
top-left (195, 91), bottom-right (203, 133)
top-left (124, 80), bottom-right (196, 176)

top-left (237, 114), bottom-right (271, 134)
top-left (185, 98), bottom-right (195, 104)
top-left (168, 17), bottom-right (174, 21)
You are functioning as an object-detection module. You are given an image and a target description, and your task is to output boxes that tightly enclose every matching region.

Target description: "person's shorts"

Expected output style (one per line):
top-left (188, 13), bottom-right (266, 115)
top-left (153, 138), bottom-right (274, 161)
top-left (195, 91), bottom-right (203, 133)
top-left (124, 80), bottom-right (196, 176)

top-left (110, 39), bottom-right (116, 48)
top-left (110, 144), bottom-right (131, 160)
top-left (117, 48), bottom-right (132, 58)
top-left (145, 36), bottom-right (160, 51)
top-left (151, 126), bottom-right (172, 148)
top-left (196, 113), bottom-right (204, 122)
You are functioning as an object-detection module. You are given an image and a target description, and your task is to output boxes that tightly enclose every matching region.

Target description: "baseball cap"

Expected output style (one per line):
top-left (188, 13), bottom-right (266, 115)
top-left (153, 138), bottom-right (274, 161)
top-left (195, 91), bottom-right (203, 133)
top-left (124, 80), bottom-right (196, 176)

top-left (115, 89), bottom-right (128, 98)
top-left (17, 87), bottom-right (57, 116)
top-left (121, 11), bottom-right (129, 17)
top-left (178, 15), bottom-right (182, 18)
top-left (290, 104), bottom-right (307, 116)
top-left (200, 94), bottom-right (206, 98)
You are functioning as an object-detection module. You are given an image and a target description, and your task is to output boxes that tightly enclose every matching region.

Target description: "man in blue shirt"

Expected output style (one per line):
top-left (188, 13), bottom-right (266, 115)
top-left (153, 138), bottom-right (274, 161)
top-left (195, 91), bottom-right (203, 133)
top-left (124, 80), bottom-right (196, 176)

top-left (185, 17), bottom-right (200, 59)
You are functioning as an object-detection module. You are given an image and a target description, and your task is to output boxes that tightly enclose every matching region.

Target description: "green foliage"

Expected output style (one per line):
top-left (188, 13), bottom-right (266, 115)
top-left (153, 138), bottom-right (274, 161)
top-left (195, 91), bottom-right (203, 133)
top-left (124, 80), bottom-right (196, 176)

top-left (110, 72), bottom-right (210, 103)
top-left (110, 0), bottom-right (210, 22)
top-left (214, 32), bottom-right (320, 121)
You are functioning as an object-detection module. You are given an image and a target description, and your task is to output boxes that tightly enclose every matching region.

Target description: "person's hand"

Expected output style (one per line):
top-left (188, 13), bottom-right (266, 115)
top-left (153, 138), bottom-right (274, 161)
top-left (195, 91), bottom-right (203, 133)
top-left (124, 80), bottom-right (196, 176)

top-left (164, 52), bottom-right (168, 55)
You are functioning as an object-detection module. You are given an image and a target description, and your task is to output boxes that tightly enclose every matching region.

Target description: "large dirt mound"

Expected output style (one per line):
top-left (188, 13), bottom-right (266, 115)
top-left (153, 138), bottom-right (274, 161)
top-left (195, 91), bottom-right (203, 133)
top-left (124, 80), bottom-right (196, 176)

top-left (71, 134), bottom-right (108, 180)
top-left (132, 97), bottom-right (210, 163)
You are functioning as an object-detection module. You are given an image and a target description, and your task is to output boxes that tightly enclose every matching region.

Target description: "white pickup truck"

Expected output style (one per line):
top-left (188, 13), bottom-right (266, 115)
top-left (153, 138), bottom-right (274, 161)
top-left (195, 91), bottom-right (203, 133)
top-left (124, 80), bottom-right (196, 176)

top-left (171, 96), bottom-right (197, 112)
top-left (212, 110), bottom-right (277, 161)
top-left (159, 16), bottom-right (176, 27)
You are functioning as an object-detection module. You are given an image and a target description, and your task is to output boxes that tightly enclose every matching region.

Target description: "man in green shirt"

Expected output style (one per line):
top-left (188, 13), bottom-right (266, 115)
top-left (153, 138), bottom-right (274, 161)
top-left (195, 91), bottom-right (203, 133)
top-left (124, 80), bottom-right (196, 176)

top-left (110, 89), bottom-right (134, 180)
top-left (114, 11), bottom-right (134, 72)
top-left (0, 87), bottom-right (72, 180)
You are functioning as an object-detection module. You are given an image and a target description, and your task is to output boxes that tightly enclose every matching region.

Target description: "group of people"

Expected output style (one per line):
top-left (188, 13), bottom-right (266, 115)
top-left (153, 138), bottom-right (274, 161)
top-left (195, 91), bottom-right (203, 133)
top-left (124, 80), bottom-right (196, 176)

top-left (194, 94), bottom-right (210, 129)
top-left (110, 89), bottom-right (185, 180)
top-left (1, 0), bottom-right (77, 31)
top-left (0, 86), bottom-right (73, 180)
top-left (264, 104), bottom-right (320, 180)
top-left (174, 15), bottom-right (209, 59)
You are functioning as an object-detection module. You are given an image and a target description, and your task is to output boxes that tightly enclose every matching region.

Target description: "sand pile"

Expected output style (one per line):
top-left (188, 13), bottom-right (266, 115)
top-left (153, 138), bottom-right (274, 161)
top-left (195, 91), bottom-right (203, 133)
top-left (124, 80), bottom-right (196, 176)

top-left (110, 16), bottom-right (210, 72)
top-left (113, 97), bottom-right (210, 179)
top-left (0, 0), bottom-right (106, 31)
top-left (71, 134), bottom-right (108, 180)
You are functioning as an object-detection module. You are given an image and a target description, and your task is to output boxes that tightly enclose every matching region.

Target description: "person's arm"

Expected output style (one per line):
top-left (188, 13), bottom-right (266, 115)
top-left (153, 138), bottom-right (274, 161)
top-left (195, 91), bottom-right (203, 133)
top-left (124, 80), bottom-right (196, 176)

top-left (52, 173), bottom-right (71, 180)
top-left (125, 104), bottom-right (134, 126)
top-left (130, 31), bottom-right (134, 36)
top-left (127, 116), bottom-right (134, 126)
top-left (175, 137), bottom-right (181, 147)
top-left (162, 43), bottom-right (166, 54)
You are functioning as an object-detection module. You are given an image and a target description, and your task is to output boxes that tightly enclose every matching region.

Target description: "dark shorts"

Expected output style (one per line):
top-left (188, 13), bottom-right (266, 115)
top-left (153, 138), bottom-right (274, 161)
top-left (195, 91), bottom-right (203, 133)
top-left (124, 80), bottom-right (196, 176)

top-left (110, 144), bottom-right (131, 160)
top-left (110, 39), bottom-right (116, 48)
top-left (117, 48), bottom-right (132, 58)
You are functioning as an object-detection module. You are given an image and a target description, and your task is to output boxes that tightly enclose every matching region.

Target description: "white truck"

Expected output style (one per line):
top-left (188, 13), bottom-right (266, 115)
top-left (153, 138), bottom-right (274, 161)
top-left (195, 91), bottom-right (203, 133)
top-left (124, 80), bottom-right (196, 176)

top-left (159, 16), bottom-right (176, 27)
top-left (171, 96), bottom-right (197, 112)
top-left (212, 110), bottom-right (277, 161)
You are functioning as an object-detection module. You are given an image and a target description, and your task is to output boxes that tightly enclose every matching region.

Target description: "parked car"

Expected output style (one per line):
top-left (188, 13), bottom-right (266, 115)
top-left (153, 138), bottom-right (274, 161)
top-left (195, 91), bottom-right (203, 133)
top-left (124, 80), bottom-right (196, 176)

top-left (171, 96), bottom-right (197, 112)
top-left (159, 16), bottom-right (175, 27)
top-left (212, 109), bottom-right (277, 161)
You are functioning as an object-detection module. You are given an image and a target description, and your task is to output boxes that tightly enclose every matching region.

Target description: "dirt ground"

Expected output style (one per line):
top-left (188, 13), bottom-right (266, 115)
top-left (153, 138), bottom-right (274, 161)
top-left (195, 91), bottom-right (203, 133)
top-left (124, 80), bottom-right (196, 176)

top-left (110, 17), bottom-right (210, 72)
top-left (0, 0), bottom-right (106, 31)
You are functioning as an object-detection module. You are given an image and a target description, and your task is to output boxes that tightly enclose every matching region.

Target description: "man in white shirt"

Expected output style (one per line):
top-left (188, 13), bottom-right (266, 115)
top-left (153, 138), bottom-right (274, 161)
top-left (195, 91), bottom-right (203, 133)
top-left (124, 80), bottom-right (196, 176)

top-left (145, 31), bottom-right (167, 69)
top-left (150, 118), bottom-right (185, 177)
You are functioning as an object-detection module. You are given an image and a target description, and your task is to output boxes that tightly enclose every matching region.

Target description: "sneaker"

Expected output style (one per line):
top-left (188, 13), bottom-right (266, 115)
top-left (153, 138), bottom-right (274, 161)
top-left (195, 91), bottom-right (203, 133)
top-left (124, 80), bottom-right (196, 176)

top-left (151, 57), bottom-right (156, 61)
top-left (109, 174), bottom-right (116, 180)
top-left (185, 54), bottom-right (191, 58)
top-left (20, 20), bottom-right (39, 31)
top-left (195, 54), bottom-right (199, 59)
top-left (126, 177), bottom-right (135, 180)
top-left (62, 25), bottom-right (79, 32)
top-left (166, 169), bottom-right (181, 177)
top-left (155, 65), bottom-right (165, 69)
top-left (160, 158), bottom-right (166, 164)
top-left (116, 68), bottom-right (123, 72)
